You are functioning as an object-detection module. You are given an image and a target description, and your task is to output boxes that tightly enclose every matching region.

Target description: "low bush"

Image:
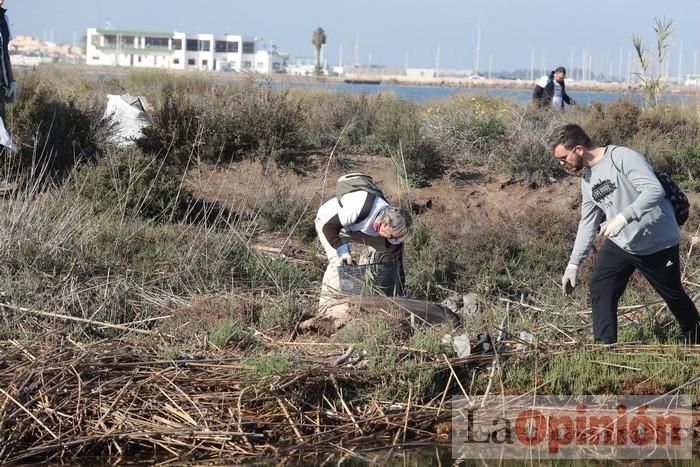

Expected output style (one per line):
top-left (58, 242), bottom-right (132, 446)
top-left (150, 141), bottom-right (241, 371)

top-left (636, 104), bottom-right (700, 145)
top-left (581, 98), bottom-right (641, 146)
top-left (422, 95), bottom-right (508, 164)
top-left (139, 79), bottom-right (309, 168)
top-left (298, 89), bottom-right (382, 149)
top-left (500, 135), bottom-right (566, 184)
top-left (257, 185), bottom-right (316, 241)
top-left (76, 146), bottom-right (192, 221)
top-left (9, 68), bottom-right (105, 176)
top-left (366, 97), bottom-right (442, 187)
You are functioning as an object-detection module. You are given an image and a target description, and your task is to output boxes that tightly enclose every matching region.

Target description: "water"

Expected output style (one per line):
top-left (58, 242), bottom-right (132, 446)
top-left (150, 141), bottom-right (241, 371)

top-left (274, 79), bottom-right (698, 106)
top-left (84, 68), bottom-right (696, 106)
top-left (253, 444), bottom-right (700, 466)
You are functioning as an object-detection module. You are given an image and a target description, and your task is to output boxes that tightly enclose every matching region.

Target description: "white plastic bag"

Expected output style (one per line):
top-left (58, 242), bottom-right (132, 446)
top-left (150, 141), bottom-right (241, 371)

top-left (103, 94), bottom-right (152, 147)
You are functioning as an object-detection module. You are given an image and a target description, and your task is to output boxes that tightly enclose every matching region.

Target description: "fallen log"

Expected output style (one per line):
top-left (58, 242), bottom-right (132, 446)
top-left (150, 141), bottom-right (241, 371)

top-left (299, 296), bottom-right (459, 335)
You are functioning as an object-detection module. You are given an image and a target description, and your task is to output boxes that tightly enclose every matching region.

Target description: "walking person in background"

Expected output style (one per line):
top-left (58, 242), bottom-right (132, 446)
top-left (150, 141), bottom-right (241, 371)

top-left (533, 66), bottom-right (574, 111)
top-left (550, 124), bottom-right (700, 345)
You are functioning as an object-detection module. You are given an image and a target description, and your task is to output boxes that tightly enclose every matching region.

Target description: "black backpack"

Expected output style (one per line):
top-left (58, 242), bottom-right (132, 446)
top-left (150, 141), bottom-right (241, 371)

top-left (610, 146), bottom-right (690, 226)
top-left (655, 171), bottom-right (690, 225)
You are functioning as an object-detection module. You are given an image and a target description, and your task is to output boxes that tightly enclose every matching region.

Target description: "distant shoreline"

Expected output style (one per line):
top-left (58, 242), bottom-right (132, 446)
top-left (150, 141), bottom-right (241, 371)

top-left (29, 63), bottom-right (700, 97)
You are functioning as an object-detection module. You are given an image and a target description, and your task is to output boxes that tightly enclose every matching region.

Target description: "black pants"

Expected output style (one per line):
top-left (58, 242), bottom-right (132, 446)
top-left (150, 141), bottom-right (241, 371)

top-left (589, 240), bottom-right (700, 344)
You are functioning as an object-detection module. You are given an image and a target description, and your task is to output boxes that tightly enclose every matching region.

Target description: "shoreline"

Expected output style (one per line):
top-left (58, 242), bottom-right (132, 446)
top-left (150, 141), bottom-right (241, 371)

top-left (29, 63), bottom-right (700, 97)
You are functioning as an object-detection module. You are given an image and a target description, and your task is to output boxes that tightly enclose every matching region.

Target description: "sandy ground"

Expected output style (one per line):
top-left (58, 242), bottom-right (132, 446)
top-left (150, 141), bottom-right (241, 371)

top-left (189, 153), bottom-right (580, 237)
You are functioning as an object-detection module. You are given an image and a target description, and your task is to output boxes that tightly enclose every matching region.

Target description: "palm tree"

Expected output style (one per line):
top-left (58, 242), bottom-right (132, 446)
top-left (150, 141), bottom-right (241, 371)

top-left (311, 27), bottom-right (326, 75)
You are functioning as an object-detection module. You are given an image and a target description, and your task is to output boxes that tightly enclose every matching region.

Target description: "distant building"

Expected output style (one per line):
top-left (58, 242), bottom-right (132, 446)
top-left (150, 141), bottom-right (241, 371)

top-left (286, 56), bottom-right (323, 76)
top-left (10, 35), bottom-right (83, 65)
top-left (685, 74), bottom-right (700, 86)
top-left (85, 28), bottom-right (284, 74)
top-left (406, 68), bottom-right (436, 79)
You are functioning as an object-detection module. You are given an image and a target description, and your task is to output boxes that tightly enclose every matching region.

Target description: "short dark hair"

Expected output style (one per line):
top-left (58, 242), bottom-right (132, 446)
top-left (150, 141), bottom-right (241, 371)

top-left (547, 124), bottom-right (592, 151)
top-left (554, 66), bottom-right (566, 75)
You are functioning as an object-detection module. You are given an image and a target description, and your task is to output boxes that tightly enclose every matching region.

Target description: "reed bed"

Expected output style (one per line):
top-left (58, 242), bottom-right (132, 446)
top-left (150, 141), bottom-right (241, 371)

top-left (0, 338), bottom-right (475, 463)
top-left (3, 330), bottom-right (700, 462)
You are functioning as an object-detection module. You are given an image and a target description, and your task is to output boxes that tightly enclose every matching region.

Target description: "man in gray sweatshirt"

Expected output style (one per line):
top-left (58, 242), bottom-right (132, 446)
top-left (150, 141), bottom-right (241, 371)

top-left (549, 124), bottom-right (700, 344)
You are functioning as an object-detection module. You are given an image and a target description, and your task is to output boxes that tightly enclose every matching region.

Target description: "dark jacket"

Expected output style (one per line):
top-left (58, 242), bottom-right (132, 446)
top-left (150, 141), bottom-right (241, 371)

top-left (532, 71), bottom-right (572, 109)
top-left (0, 7), bottom-right (13, 89)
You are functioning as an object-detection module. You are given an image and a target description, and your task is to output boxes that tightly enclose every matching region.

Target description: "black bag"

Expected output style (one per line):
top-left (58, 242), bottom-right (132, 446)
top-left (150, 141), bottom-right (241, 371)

top-left (655, 171), bottom-right (690, 226)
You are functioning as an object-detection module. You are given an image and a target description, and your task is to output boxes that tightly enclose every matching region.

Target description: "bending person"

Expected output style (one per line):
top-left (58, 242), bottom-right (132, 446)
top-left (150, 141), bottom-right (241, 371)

top-left (315, 182), bottom-right (412, 308)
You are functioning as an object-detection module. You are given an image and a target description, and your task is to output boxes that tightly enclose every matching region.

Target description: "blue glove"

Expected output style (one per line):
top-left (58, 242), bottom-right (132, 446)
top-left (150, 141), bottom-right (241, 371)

top-left (336, 244), bottom-right (352, 265)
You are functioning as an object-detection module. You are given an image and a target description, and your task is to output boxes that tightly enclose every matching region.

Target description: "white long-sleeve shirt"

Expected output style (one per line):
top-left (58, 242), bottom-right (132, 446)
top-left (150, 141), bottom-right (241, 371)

top-left (316, 191), bottom-right (390, 249)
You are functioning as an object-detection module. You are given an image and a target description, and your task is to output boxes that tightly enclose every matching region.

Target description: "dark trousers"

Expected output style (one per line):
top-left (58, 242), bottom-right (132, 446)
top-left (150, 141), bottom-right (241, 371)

top-left (589, 240), bottom-right (700, 344)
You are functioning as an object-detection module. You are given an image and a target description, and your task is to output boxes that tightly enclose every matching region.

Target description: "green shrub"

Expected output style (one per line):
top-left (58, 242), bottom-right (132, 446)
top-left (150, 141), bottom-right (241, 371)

top-left (9, 69), bottom-right (104, 176)
top-left (209, 318), bottom-right (249, 348)
top-left (299, 90), bottom-right (382, 149)
top-left (582, 98), bottom-right (641, 146)
top-left (672, 145), bottom-right (700, 191)
top-left (258, 186), bottom-right (309, 233)
top-left (76, 147), bottom-right (192, 221)
top-left (137, 80), bottom-right (200, 165)
top-left (366, 97), bottom-right (442, 187)
top-left (140, 79), bottom-right (309, 167)
top-left (500, 136), bottom-right (566, 184)
top-left (422, 95), bottom-right (508, 163)
top-left (636, 104), bottom-right (699, 144)
top-left (241, 351), bottom-right (292, 377)
top-left (404, 223), bottom-right (460, 299)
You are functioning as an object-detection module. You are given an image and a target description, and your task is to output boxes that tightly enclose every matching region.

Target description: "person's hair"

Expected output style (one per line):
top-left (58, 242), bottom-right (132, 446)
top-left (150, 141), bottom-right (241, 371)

top-left (553, 66), bottom-right (566, 75)
top-left (376, 206), bottom-right (413, 242)
top-left (547, 124), bottom-right (592, 151)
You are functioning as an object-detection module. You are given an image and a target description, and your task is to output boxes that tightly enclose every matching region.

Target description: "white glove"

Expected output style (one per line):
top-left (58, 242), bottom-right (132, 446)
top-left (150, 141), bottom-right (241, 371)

top-left (599, 213), bottom-right (627, 237)
top-left (561, 264), bottom-right (578, 296)
top-left (336, 244), bottom-right (353, 266)
top-left (5, 81), bottom-right (15, 100)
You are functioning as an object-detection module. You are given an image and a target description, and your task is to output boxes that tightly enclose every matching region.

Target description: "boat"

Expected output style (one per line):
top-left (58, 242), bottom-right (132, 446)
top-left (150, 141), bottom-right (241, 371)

top-left (343, 78), bottom-right (381, 85)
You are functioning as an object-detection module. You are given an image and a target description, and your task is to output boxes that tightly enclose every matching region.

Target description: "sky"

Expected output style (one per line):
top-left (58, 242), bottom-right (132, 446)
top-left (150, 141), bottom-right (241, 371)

top-left (8, 0), bottom-right (700, 77)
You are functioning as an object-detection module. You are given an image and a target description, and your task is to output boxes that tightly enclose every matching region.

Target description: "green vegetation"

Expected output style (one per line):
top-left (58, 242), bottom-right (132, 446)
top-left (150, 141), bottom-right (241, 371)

top-left (3, 64), bottom-right (700, 411)
top-left (311, 27), bottom-right (327, 75)
top-left (633, 17), bottom-right (675, 108)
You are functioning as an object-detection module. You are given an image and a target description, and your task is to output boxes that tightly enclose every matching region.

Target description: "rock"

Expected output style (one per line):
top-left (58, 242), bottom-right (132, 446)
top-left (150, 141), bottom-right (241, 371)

top-left (516, 331), bottom-right (535, 351)
top-left (441, 334), bottom-right (454, 348)
top-left (461, 293), bottom-right (481, 315)
top-left (452, 335), bottom-right (471, 358)
top-left (440, 293), bottom-right (462, 313)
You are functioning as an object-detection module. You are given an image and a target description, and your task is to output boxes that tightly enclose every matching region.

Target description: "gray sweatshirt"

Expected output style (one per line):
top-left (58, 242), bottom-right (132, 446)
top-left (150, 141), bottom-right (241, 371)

top-left (569, 145), bottom-right (679, 266)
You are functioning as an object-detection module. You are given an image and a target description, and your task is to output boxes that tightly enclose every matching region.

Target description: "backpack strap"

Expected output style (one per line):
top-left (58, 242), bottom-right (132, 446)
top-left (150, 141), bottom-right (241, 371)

top-left (356, 192), bottom-right (377, 224)
top-left (337, 190), bottom-right (377, 224)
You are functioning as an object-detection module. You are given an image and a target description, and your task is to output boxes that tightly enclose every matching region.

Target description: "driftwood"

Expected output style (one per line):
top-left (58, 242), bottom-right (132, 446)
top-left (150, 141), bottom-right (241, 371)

top-left (299, 296), bottom-right (459, 335)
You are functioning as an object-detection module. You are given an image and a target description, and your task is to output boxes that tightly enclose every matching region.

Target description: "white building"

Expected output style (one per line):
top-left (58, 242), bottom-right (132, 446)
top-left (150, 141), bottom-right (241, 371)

top-left (85, 28), bottom-right (283, 73)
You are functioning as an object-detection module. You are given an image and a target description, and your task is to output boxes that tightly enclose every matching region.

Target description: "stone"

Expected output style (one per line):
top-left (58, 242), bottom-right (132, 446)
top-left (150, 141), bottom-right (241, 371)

top-left (461, 293), bottom-right (481, 315)
top-left (440, 293), bottom-right (462, 313)
top-left (452, 335), bottom-right (471, 358)
top-left (515, 331), bottom-right (535, 351)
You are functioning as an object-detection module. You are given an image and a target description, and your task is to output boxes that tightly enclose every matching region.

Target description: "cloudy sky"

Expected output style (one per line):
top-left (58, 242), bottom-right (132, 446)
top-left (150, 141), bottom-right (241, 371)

top-left (8, 0), bottom-right (700, 76)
